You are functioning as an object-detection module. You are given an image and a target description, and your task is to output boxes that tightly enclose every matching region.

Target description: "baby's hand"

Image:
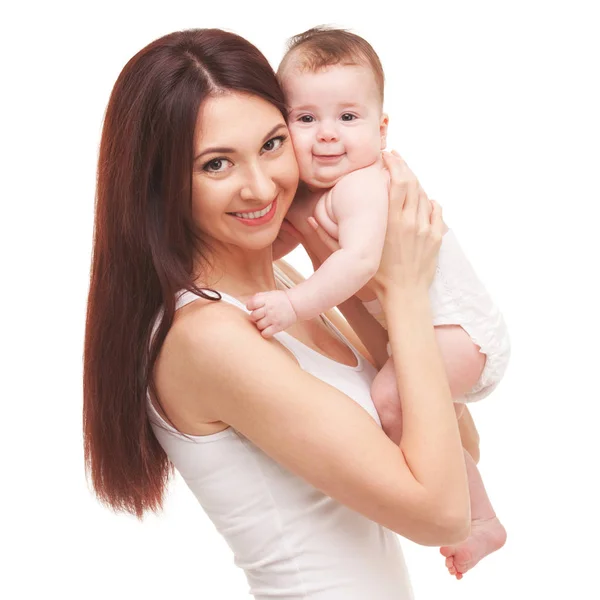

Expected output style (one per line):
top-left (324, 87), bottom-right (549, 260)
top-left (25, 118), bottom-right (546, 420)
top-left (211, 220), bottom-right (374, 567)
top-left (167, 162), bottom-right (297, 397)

top-left (246, 290), bottom-right (298, 338)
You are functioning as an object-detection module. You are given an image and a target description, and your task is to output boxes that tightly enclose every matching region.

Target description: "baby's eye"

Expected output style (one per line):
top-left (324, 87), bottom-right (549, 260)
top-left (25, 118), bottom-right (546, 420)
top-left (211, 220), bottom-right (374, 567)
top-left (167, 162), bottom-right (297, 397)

top-left (341, 113), bottom-right (356, 121)
top-left (299, 115), bottom-right (315, 123)
top-left (203, 158), bottom-right (231, 173)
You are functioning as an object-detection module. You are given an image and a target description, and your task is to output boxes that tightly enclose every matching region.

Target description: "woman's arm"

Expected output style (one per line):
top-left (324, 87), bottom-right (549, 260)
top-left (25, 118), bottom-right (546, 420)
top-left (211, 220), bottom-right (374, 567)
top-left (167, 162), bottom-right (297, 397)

top-left (277, 258), bottom-right (482, 464)
top-left (164, 156), bottom-right (469, 546)
top-left (302, 201), bottom-right (508, 400)
top-left (370, 164), bottom-right (467, 521)
top-left (164, 297), bottom-right (468, 547)
top-left (300, 219), bottom-right (487, 391)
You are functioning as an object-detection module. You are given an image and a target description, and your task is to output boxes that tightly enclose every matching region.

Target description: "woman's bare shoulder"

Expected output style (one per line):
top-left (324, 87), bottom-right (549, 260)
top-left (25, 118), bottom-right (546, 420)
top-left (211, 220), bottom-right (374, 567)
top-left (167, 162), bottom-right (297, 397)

top-left (155, 297), bottom-right (293, 428)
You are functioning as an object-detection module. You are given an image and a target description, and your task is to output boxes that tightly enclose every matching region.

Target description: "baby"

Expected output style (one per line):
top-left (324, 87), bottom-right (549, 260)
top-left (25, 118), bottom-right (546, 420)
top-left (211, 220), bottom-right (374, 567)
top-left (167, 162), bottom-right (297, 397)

top-left (247, 26), bottom-right (508, 579)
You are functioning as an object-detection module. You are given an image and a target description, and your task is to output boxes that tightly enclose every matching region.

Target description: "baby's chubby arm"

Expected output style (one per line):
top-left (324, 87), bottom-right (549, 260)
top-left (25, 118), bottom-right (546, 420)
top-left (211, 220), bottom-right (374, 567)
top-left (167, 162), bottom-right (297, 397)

top-left (247, 168), bottom-right (388, 337)
top-left (287, 168), bottom-right (389, 320)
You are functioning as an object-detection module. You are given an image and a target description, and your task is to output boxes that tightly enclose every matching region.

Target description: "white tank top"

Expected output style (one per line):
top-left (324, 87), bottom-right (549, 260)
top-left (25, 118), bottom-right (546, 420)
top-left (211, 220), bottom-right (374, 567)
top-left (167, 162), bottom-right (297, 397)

top-left (147, 267), bottom-right (414, 599)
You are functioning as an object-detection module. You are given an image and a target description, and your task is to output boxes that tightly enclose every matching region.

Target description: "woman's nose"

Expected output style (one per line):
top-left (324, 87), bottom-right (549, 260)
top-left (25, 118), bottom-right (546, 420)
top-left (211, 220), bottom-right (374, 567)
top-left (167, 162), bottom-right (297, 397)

top-left (240, 164), bottom-right (277, 202)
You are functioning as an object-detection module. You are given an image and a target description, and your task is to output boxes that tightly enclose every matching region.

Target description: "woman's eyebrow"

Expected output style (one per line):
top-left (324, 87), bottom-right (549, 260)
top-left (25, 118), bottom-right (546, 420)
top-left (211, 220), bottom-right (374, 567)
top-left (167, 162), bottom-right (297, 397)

top-left (262, 123), bottom-right (287, 143)
top-left (194, 123), bottom-right (287, 161)
top-left (195, 145), bottom-right (234, 161)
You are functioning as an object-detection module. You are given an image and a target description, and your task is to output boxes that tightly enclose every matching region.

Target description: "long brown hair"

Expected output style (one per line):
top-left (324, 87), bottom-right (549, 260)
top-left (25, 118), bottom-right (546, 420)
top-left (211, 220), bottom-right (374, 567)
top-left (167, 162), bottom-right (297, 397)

top-left (84, 29), bottom-right (287, 518)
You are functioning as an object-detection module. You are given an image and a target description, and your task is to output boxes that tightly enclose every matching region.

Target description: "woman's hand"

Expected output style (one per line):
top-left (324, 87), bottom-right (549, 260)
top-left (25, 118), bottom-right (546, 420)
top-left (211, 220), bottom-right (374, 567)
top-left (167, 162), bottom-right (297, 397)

top-left (373, 151), bottom-right (444, 296)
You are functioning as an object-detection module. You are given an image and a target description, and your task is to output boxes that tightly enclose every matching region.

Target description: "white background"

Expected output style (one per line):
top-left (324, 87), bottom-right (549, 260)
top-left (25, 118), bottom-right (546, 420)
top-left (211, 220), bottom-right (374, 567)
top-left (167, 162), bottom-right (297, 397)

top-left (2, 0), bottom-right (599, 598)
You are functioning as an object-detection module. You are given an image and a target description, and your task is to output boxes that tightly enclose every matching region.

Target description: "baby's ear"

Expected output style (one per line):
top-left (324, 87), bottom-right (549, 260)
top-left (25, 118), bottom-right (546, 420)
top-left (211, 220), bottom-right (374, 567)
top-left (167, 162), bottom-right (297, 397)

top-left (380, 113), bottom-right (389, 150)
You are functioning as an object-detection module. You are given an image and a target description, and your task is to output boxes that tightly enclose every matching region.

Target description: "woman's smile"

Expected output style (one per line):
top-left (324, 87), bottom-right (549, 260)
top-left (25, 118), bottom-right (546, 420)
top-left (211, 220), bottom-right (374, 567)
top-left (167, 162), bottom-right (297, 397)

top-left (228, 198), bottom-right (278, 226)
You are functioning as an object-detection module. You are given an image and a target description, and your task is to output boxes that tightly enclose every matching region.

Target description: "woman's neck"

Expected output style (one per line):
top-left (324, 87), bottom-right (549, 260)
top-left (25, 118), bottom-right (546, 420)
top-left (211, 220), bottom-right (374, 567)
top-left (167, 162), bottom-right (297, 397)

top-left (193, 246), bottom-right (280, 301)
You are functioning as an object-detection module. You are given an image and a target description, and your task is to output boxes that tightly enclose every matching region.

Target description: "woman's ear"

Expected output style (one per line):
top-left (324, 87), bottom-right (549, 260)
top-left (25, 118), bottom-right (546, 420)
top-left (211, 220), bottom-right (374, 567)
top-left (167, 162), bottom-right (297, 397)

top-left (380, 113), bottom-right (389, 150)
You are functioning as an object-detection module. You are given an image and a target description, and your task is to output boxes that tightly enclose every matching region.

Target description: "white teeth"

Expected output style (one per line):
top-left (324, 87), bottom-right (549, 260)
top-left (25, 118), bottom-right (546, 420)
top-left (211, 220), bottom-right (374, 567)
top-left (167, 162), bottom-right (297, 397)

top-left (233, 202), bottom-right (273, 219)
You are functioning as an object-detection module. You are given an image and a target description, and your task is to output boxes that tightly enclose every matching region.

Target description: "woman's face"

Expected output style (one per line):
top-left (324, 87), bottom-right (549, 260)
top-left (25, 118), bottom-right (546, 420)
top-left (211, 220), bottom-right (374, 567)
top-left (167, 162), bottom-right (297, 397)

top-left (191, 93), bottom-right (299, 253)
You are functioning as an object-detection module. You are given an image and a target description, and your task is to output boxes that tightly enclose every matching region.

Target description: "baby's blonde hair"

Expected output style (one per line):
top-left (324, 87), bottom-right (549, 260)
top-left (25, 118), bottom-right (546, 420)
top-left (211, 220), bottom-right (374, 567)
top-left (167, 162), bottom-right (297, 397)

top-left (278, 26), bottom-right (385, 104)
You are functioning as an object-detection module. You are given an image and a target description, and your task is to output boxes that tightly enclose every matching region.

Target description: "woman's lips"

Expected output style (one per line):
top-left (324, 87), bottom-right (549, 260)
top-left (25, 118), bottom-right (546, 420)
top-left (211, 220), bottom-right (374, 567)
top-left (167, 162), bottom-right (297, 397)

top-left (229, 199), bottom-right (277, 226)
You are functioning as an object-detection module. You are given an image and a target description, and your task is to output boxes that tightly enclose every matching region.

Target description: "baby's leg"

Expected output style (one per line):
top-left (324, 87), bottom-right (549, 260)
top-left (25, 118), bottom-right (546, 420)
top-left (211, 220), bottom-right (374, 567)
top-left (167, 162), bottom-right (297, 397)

top-left (440, 442), bottom-right (507, 579)
top-left (371, 361), bottom-right (507, 579)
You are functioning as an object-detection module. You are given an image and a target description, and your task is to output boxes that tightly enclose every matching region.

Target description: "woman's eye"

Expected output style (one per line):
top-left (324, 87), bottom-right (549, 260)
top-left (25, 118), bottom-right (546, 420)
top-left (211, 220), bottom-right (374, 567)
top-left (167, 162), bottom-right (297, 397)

top-left (263, 137), bottom-right (281, 152)
top-left (299, 115), bottom-right (314, 123)
top-left (203, 158), bottom-right (230, 173)
top-left (341, 113), bottom-right (356, 121)
top-left (262, 135), bottom-right (287, 153)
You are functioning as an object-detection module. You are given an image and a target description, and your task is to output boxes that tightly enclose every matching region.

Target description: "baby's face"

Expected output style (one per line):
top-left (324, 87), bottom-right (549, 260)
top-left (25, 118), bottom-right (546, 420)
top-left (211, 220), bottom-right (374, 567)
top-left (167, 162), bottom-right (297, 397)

top-left (282, 63), bottom-right (387, 189)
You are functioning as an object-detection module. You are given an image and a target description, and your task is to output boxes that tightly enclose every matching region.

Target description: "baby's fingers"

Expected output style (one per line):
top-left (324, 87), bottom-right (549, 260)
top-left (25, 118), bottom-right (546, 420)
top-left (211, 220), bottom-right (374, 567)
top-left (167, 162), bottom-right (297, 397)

top-left (246, 293), bottom-right (265, 311)
top-left (260, 325), bottom-right (279, 339)
top-left (249, 307), bottom-right (266, 322)
top-left (254, 315), bottom-right (272, 331)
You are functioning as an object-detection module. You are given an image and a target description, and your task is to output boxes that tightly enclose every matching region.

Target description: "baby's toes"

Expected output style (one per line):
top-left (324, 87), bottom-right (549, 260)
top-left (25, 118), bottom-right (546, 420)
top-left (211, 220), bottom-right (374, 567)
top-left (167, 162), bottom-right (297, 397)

top-left (451, 549), bottom-right (473, 573)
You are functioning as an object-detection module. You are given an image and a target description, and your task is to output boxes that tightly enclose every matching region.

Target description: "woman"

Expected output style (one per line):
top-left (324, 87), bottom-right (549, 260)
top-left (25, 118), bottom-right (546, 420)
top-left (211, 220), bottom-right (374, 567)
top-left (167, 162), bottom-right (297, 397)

top-left (84, 28), bottom-right (472, 598)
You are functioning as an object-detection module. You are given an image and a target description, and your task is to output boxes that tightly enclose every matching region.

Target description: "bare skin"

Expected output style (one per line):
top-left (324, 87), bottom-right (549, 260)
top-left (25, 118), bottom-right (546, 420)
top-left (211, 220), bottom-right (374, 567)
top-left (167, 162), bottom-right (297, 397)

top-left (440, 448), bottom-right (507, 579)
top-left (282, 186), bottom-right (507, 580)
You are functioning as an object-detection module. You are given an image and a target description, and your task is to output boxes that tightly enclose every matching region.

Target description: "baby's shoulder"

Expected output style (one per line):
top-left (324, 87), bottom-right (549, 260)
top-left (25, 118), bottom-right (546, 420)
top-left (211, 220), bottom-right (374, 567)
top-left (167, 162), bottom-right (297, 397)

top-left (331, 163), bottom-right (388, 206)
top-left (333, 162), bottom-right (387, 192)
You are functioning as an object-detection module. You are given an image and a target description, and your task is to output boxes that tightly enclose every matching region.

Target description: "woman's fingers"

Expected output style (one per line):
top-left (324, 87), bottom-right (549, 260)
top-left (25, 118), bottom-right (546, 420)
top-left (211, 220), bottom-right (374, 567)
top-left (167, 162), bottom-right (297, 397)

top-left (429, 200), bottom-right (444, 238)
top-left (374, 152), bottom-right (443, 292)
top-left (382, 151), bottom-right (420, 219)
top-left (403, 180), bottom-right (420, 221)
top-left (382, 151), bottom-right (417, 180)
top-left (417, 187), bottom-right (431, 231)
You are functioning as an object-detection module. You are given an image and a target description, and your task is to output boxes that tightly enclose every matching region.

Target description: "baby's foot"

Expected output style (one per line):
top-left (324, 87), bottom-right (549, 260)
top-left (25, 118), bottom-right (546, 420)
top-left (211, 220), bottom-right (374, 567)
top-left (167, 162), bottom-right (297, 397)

top-left (440, 516), bottom-right (507, 580)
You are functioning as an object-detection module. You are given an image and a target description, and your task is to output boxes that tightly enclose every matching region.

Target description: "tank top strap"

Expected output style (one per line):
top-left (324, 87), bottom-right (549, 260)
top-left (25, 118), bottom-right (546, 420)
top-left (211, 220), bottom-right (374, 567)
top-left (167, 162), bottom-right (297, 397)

top-left (175, 286), bottom-right (312, 364)
top-left (272, 263), bottom-right (295, 289)
top-left (173, 273), bottom-right (365, 373)
top-left (176, 288), bottom-right (250, 314)
top-left (175, 265), bottom-right (296, 312)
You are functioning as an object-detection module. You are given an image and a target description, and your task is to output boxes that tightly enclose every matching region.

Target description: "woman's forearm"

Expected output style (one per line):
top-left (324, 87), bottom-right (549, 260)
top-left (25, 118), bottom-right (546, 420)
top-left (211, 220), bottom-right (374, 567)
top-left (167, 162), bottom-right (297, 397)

top-left (383, 286), bottom-right (469, 512)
